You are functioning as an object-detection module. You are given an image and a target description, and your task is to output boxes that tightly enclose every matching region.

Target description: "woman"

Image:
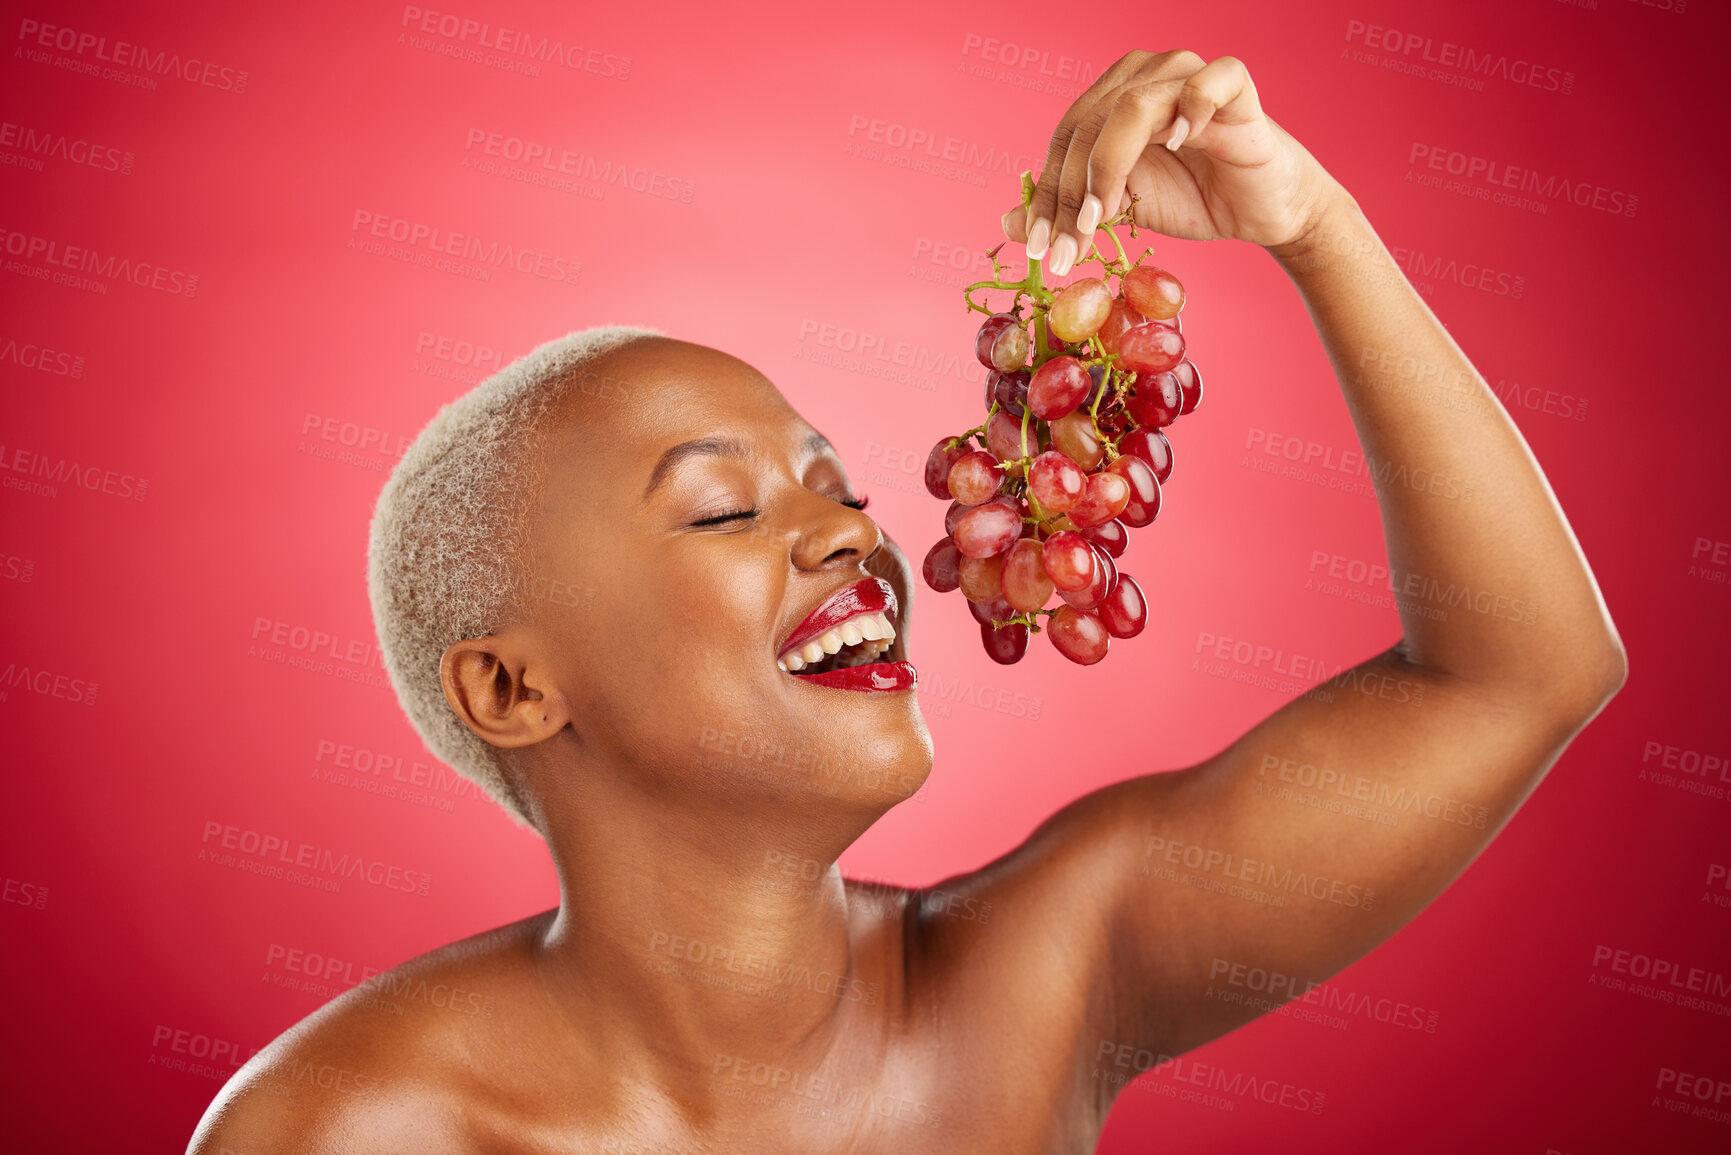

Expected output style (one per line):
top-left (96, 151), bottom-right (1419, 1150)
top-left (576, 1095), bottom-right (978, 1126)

top-left (189, 49), bottom-right (1625, 1153)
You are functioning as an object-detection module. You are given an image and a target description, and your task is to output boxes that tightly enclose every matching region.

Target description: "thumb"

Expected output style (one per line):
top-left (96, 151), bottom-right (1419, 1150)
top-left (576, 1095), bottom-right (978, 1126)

top-left (1001, 203), bottom-right (1030, 243)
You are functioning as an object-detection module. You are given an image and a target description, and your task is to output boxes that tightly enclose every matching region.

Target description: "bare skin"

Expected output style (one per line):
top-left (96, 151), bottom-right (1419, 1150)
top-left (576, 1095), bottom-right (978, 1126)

top-left (189, 50), bottom-right (1626, 1154)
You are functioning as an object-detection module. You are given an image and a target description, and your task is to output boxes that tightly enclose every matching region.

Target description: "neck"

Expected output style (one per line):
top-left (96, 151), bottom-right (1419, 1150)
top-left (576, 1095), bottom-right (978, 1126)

top-left (525, 743), bottom-right (889, 1079)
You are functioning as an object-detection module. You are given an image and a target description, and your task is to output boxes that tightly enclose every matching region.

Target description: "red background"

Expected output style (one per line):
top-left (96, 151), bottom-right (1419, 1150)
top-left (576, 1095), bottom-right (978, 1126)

top-left (3, 0), bottom-right (1727, 1150)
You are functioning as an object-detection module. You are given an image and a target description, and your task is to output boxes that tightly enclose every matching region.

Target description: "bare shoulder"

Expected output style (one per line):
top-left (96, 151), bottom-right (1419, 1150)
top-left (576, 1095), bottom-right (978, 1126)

top-left (187, 910), bottom-right (557, 1155)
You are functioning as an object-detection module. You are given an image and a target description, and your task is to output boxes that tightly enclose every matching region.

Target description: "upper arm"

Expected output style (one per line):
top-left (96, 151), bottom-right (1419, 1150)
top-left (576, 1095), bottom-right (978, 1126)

top-left (1087, 644), bottom-right (1616, 1059)
top-left (932, 643), bottom-right (1617, 1075)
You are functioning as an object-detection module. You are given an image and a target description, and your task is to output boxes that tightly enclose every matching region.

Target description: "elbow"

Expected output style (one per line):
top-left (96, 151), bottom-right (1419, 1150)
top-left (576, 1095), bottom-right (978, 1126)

top-left (1559, 630), bottom-right (1628, 720)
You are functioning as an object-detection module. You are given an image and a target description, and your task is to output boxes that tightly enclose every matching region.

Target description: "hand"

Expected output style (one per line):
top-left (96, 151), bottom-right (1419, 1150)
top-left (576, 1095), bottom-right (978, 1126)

top-left (1002, 49), bottom-right (1347, 272)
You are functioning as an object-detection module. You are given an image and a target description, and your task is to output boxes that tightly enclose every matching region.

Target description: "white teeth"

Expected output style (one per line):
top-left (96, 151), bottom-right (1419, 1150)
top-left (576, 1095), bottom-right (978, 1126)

top-left (779, 612), bottom-right (898, 673)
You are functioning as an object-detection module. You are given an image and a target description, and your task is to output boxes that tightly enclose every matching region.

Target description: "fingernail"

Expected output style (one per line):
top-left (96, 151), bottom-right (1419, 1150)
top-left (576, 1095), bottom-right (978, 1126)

top-left (1001, 210), bottom-right (1014, 236)
top-left (1165, 115), bottom-right (1190, 151)
top-left (1026, 217), bottom-right (1051, 259)
top-left (1077, 195), bottom-right (1102, 236)
top-left (1048, 234), bottom-right (1076, 277)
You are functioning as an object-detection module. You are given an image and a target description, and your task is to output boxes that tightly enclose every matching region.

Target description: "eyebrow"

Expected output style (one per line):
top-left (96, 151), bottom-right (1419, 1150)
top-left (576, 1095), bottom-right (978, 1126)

top-left (641, 431), bottom-right (837, 501)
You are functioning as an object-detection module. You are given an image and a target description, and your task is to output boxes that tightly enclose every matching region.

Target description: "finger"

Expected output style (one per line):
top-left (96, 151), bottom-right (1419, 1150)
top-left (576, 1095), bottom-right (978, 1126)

top-left (1023, 122), bottom-right (1076, 260)
top-left (1002, 203), bottom-right (1029, 243)
top-left (1085, 82), bottom-right (1184, 239)
top-left (1021, 51), bottom-right (1153, 261)
top-left (1044, 107), bottom-right (1115, 277)
top-left (1172, 55), bottom-right (1261, 149)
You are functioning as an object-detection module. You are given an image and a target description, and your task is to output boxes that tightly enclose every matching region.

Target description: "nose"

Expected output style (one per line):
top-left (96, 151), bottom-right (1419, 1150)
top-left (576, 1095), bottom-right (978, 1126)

top-left (791, 493), bottom-right (881, 572)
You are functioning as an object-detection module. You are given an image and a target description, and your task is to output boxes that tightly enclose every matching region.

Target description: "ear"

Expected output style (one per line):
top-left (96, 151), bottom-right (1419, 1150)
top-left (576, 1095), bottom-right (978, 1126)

top-left (439, 629), bottom-right (570, 750)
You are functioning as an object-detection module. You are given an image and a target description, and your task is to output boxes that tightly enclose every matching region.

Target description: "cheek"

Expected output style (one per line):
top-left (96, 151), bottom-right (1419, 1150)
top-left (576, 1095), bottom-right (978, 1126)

top-left (565, 545), bottom-right (786, 733)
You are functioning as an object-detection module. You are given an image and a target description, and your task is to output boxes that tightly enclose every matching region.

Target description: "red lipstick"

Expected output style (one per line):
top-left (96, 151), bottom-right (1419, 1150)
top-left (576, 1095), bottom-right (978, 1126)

top-left (796, 661), bottom-right (917, 692)
top-left (778, 577), bottom-right (897, 659)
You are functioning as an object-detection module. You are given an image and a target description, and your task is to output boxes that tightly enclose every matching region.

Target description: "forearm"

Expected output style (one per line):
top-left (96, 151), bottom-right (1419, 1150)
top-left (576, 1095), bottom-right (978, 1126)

top-left (1266, 182), bottom-right (1625, 704)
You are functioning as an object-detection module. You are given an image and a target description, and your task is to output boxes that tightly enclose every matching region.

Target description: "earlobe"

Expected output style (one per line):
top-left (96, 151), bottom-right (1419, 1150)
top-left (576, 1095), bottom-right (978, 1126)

top-left (440, 634), bottom-right (570, 749)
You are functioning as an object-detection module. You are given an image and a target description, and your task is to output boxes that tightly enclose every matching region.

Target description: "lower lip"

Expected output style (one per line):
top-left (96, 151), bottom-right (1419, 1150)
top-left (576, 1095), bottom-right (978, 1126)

top-left (791, 661), bottom-right (917, 692)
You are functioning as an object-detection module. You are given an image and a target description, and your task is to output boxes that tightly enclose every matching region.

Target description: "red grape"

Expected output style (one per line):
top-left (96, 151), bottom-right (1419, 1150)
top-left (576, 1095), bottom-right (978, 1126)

top-left (1106, 456), bottom-right (1161, 529)
top-left (1041, 530), bottom-right (1095, 591)
top-left (925, 440), bottom-right (969, 500)
top-left (992, 368), bottom-right (1031, 418)
top-left (1049, 410), bottom-right (1105, 470)
top-left (928, 222), bottom-right (1199, 667)
top-left (1048, 277), bottom-right (1113, 342)
top-left (1126, 370), bottom-right (1183, 428)
top-left (980, 621), bottom-right (1029, 664)
top-left (1002, 539), bottom-right (1055, 612)
top-left (1082, 519), bottom-right (1128, 558)
top-left (1027, 451), bottom-right (1086, 513)
top-left (1068, 471), bottom-right (1131, 529)
top-left (1061, 544), bottom-right (1117, 611)
top-left (953, 501), bottom-right (1023, 558)
top-left (1028, 355), bottom-right (1092, 421)
top-left (1099, 574), bottom-right (1147, 639)
top-left (1048, 605), bottom-right (1109, 665)
top-left (1118, 428), bottom-right (1173, 484)
top-left (1119, 322), bottom-right (1186, 377)
top-left (986, 408), bottom-right (1031, 464)
top-left (1097, 296), bottom-right (1146, 357)
top-left (1174, 358), bottom-right (1202, 415)
top-left (1123, 265), bottom-right (1185, 320)
top-left (922, 537), bottom-right (962, 592)
top-left (948, 450), bottom-right (1002, 506)
top-left (975, 312), bottom-right (1029, 372)
top-left (957, 552), bottom-right (1005, 603)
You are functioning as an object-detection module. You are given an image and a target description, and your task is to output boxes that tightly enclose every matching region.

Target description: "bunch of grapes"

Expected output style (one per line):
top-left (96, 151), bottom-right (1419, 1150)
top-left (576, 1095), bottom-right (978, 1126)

top-left (920, 178), bottom-right (1203, 666)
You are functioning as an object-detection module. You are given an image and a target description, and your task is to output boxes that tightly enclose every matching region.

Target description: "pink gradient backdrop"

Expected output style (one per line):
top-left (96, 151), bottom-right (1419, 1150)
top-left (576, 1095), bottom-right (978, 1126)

top-left (2, 0), bottom-right (1727, 1150)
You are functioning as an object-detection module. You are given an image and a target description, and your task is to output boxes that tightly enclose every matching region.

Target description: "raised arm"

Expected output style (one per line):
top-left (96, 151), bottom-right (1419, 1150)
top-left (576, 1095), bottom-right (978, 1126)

top-left (978, 49), bottom-right (1625, 1069)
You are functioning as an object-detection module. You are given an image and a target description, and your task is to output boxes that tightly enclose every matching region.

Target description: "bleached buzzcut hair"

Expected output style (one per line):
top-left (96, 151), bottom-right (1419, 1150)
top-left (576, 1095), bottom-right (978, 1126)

top-left (367, 324), bottom-right (668, 830)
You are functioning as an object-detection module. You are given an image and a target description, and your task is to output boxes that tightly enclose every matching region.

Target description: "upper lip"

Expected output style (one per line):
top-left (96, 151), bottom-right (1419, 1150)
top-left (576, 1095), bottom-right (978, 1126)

top-left (777, 576), bottom-right (899, 661)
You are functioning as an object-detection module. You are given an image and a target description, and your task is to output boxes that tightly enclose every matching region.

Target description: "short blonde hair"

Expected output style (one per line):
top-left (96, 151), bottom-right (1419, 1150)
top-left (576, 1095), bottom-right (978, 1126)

top-left (367, 324), bottom-right (667, 829)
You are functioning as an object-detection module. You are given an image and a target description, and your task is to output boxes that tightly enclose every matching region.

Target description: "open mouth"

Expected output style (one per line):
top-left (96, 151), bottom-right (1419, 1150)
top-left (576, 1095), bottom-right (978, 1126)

top-left (776, 577), bottom-right (913, 688)
top-left (777, 610), bottom-right (898, 674)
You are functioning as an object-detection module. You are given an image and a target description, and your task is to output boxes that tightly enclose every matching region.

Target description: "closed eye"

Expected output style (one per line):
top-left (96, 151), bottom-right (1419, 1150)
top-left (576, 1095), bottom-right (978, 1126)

top-left (839, 494), bottom-right (869, 511)
top-left (689, 508), bottom-right (759, 528)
